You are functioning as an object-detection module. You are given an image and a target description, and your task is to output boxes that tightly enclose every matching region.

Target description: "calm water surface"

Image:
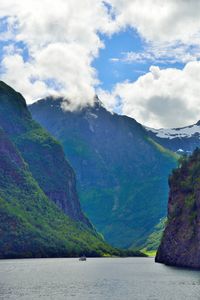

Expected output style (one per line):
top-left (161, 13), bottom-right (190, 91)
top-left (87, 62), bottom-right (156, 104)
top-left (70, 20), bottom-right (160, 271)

top-left (0, 257), bottom-right (200, 300)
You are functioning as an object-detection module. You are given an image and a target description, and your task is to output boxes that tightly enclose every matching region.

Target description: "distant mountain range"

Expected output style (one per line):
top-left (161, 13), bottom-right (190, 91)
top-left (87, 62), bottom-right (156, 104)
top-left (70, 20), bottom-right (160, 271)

top-left (30, 97), bottom-right (177, 249)
top-left (146, 121), bottom-right (200, 154)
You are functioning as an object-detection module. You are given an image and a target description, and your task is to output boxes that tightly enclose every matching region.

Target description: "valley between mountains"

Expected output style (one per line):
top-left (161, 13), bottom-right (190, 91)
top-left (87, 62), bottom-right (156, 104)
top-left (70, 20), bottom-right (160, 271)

top-left (30, 97), bottom-right (178, 250)
top-left (0, 81), bottom-right (128, 258)
top-left (1, 80), bottom-right (200, 263)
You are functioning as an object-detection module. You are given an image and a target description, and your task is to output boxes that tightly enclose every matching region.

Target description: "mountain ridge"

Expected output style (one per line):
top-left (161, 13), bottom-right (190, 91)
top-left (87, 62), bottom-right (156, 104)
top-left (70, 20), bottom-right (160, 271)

top-left (30, 96), bottom-right (177, 249)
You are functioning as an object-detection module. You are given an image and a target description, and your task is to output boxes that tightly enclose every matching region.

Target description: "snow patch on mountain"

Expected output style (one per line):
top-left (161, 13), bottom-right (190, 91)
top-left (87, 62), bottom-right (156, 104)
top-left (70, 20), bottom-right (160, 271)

top-left (146, 123), bottom-right (200, 139)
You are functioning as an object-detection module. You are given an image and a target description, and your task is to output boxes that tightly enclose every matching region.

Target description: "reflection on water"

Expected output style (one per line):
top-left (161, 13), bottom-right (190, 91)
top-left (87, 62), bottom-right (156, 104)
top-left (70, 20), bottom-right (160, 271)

top-left (0, 257), bottom-right (200, 300)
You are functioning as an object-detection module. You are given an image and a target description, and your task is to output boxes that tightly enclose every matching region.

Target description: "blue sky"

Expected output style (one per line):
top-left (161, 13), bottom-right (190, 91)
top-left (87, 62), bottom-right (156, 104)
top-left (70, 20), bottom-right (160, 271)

top-left (94, 29), bottom-right (145, 90)
top-left (93, 28), bottom-right (185, 92)
top-left (0, 15), bottom-right (185, 94)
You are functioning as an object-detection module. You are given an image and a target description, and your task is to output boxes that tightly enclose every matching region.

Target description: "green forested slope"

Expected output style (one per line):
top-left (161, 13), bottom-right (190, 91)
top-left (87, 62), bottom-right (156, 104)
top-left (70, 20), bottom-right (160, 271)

top-left (0, 82), bottom-right (126, 258)
top-left (30, 97), bottom-right (178, 248)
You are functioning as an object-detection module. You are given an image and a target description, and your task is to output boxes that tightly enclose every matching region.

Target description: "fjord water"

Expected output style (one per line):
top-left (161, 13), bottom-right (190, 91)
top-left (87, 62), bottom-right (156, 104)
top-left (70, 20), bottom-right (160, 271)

top-left (0, 258), bottom-right (200, 300)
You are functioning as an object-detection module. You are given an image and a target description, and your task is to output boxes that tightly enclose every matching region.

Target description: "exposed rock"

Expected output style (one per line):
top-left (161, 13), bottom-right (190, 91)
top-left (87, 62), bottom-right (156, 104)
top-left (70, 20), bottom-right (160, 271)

top-left (156, 148), bottom-right (200, 268)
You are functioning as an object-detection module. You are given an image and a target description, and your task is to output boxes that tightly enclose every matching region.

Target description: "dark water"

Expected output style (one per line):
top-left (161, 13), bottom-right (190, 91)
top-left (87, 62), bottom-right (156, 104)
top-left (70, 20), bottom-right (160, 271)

top-left (0, 257), bottom-right (200, 300)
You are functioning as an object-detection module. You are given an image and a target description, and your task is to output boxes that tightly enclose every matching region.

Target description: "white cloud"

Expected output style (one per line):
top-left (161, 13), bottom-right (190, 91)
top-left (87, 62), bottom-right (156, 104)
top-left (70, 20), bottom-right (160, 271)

top-left (107, 0), bottom-right (200, 64)
top-left (102, 62), bottom-right (200, 128)
top-left (1, 0), bottom-right (200, 126)
top-left (0, 0), bottom-right (117, 105)
top-left (108, 0), bottom-right (200, 44)
top-left (119, 42), bottom-right (200, 65)
top-left (1, 54), bottom-right (59, 100)
top-left (97, 88), bottom-right (118, 112)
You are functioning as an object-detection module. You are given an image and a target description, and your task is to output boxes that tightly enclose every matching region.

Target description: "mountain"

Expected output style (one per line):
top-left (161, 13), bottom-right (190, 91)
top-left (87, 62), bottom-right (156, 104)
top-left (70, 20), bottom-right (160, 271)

top-left (0, 128), bottom-right (118, 258)
top-left (0, 81), bottom-right (89, 225)
top-left (0, 81), bottom-right (121, 258)
top-left (146, 121), bottom-right (200, 154)
top-left (30, 97), bottom-right (178, 249)
top-left (156, 148), bottom-right (200, 268)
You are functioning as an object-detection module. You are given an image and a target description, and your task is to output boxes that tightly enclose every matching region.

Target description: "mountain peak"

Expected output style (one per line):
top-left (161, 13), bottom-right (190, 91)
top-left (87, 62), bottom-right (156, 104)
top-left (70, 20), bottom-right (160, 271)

top-left (94, 95), bottom-right (104, 107)
top-left (0, 80), bottom-right (15, 92)
top-left (0, 81), bottom-right (28, 115)
top-left (30, 97), bottom-right (177, 249)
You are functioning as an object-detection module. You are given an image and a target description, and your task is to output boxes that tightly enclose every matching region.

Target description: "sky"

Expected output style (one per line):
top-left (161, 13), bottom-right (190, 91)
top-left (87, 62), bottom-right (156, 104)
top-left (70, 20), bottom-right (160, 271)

top-left (1, 1), bottom-right (200, 128)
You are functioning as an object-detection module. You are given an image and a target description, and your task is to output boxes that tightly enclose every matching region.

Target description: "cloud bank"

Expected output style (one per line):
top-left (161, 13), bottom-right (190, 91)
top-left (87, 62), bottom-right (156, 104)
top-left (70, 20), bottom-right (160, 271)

top-left (1, 1), bottom-right (200, 126)
top-left (105, 62), bottom-right (200, 128)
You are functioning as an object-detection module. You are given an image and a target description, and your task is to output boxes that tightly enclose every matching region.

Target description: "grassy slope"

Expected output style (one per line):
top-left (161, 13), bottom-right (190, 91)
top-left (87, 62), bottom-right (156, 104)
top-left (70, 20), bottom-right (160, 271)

top-left (147, 137), bottom-right (179, 161)
top-left (78, 136), bottom-right (178, 248)
top-left (141, 218), bottom-right (167, 256)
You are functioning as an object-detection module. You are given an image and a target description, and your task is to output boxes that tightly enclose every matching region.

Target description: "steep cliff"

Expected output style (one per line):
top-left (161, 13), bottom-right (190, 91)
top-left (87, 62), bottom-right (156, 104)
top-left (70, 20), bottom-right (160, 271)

top-left (156, 149), bottom-right (200, 268)
top-left (0, 127), bottom-right (120, 258)
top-left (0, 81), bottom-right (89, 225)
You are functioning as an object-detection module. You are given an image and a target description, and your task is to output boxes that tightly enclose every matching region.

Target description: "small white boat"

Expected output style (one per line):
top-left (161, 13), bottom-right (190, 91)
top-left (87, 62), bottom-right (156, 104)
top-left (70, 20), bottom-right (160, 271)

top-left (79, 256), bottom-right (87, 261)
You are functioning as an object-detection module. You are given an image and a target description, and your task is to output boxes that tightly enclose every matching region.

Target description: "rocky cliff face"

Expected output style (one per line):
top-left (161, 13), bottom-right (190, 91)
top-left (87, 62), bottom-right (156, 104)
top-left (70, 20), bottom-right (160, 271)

top-left (0, 81), bottom-right (89, 225)
top-left (156, 148), bottom-right (200, 268)
top-left (30, 96), bottom-right (178, 249)
top-left (0, 128), bottom-right (25, 181)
